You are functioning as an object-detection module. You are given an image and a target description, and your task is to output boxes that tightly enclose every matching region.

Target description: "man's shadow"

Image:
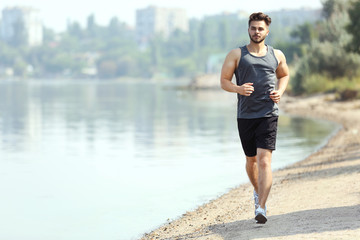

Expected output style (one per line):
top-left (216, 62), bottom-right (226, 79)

top-left (209, 205), bottom-right (360, 240)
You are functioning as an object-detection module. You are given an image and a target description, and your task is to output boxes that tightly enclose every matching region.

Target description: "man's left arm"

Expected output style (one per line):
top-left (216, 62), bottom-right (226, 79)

top-left (270, 50), bottom-right (290, 104)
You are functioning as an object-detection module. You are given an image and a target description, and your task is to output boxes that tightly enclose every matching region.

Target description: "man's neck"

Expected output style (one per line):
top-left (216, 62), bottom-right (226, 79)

top-left (247, 42), bottom-right (266, 53)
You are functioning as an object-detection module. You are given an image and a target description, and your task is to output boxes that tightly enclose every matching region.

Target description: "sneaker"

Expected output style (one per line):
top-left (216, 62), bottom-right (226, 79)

top-left (255, 207), bottom-right (267, 224)
top-left (253, 190), bottom-right (259, 214)
top-left (253, 190), bottom-right (267, 214)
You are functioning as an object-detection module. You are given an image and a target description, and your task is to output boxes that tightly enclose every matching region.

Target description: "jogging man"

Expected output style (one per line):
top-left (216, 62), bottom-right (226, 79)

top-left (220, 12), bottom-right (289, 224)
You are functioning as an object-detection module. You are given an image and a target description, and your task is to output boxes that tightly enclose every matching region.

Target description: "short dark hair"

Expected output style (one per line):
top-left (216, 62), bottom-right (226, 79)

top-left (248, 12), bottom-right (272, 26)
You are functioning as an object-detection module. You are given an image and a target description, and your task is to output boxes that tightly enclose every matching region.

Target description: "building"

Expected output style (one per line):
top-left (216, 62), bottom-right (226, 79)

top-left (136, 6), bottom-right (188, 47)
top-left (0, 7), bottom-right (43, 47)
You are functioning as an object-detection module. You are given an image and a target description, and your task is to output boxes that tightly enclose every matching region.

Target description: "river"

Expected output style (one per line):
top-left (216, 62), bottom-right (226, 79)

top-left (0, 79), bottom-right (337, 240)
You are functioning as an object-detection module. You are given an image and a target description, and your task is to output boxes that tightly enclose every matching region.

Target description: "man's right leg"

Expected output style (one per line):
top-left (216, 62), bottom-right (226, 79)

top-left (238, 118), bottom-right (260, 215)
top-left (246, 156), bottom-right (258, 193)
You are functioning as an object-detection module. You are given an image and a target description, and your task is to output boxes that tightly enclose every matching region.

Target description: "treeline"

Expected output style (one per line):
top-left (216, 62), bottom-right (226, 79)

top-left (290, 0), bottom-right (360, 98)
top-left (0, 8), bottom-right (319, 79)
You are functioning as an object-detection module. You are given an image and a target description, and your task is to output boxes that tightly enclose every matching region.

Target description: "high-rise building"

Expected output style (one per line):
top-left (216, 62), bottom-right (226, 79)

top-left (0, 7), bottom-right (43, 47)
top-left (136, 6), bottom-right (188, 47)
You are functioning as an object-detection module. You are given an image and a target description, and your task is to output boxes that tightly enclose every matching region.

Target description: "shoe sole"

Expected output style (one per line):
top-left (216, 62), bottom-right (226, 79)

top-left (255, 213), bottom-right (267, 224)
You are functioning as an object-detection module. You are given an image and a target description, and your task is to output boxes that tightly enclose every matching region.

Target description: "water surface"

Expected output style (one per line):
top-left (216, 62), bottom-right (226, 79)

top-left (0, 79), bottom-right (336, 240)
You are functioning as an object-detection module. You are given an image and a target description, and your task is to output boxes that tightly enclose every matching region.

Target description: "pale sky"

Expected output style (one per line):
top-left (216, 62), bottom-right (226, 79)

top-left (0, 0), bottom-right (322, 32)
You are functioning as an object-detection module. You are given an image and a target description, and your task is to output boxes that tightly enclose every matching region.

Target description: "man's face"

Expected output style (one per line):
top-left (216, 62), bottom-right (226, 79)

top-left (248, 20), bottom-right (269, 44)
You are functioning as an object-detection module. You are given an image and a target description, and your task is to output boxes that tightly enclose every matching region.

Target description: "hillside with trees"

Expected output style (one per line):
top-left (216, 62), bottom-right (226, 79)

top-left (1, 0), bottom-right (359, 99)
top-left (0, 8), bottom-right (320, 80)
top-left (290, 0), bottom-right (360, 99)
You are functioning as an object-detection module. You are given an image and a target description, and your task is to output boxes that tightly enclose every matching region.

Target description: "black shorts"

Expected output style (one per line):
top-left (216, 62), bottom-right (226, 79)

top-left (237, 116), bottom-right (278, 157)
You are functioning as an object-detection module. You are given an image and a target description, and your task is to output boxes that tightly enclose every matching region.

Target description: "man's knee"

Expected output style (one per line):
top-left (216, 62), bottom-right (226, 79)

top-left (257, 148), bottom-right (272, 169)
top-left (246, 156), bottom-right (257, 164)
top-left (257, 158), bottom-right (271, 170)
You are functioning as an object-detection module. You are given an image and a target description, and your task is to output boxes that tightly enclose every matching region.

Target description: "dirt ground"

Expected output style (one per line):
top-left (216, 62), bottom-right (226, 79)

top-left (141, 94), bottom-right (360, 240)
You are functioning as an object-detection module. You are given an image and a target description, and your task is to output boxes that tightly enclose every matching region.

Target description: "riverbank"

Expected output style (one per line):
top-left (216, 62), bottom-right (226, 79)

top-left (141, 93), bottom-right (360, 240)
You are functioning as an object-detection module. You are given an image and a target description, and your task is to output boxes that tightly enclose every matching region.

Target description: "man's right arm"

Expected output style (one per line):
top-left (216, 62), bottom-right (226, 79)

top-left (220, 49), bottom-right (254, 96)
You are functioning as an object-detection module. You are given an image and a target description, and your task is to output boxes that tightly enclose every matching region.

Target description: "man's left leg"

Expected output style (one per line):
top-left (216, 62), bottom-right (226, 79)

top-left (255, 148), bottom-right (272, 223)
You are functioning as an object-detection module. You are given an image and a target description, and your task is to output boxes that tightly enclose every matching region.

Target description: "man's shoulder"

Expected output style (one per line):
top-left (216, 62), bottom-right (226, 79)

top-left (273, 49), bottom-right (286, 60)
top-left (270, 48), bottom-right (287, 67)
top-left (268, 45), bottom-right (283, 56)
top-left (227, 47), bottom-right (242, 59)
top-left (230, 47), bottom-right (242, 53)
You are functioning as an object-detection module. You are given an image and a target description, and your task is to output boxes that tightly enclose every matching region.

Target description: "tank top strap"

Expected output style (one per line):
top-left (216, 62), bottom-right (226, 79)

top-left (240, 45), bottom-right (248, 54)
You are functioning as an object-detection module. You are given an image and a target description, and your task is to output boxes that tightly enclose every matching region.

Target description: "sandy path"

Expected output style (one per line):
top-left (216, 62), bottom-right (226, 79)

top-left (141, 94), bottom-right (360, 240)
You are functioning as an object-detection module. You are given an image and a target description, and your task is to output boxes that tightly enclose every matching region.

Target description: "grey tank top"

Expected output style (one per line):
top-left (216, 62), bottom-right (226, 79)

top-left (234, 45), bottom-right (279, 119)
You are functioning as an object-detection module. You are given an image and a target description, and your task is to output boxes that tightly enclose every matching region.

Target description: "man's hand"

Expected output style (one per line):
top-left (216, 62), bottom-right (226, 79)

top-left (240, 83), bottom-right (254, 96)
top-left (269, 90), bottom-right (282, 103)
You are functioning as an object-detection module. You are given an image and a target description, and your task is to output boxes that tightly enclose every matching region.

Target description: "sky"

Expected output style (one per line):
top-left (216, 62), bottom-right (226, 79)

top-left (0, 0), bottom-right (322, 32)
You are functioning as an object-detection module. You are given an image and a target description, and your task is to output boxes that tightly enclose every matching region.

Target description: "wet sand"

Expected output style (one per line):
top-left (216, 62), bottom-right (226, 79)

top-left (141, 94), bottom-right (360, 240)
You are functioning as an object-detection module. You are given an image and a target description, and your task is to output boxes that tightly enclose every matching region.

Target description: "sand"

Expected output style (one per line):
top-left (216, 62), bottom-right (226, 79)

top-left (141, 94), bottom-right (360, 240)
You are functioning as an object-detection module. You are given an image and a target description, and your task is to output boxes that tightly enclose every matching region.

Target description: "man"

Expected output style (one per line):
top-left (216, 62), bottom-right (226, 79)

top-left (220, 12), bottom-right (289, 224)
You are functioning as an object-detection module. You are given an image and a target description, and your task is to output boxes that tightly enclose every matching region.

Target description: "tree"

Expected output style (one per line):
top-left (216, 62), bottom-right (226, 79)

top-left (291, 0), bottom-right (360, 95)
top-left (67, 21), bottom-right (83, 38)
top-left (319, 0), bottom-right (351, 45)
top-left (346, 0), bottom-right (360, 53)
top-left (13, 57), bottom-right (28, 76)
top-left (291, 22), bottom-right (318, 45)
top-left (97, 59), bottom-right (118, 78)
top-left (42, 27), bottom-right (56, 42)
top-left (0, 41), bottom-right (20, 66)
